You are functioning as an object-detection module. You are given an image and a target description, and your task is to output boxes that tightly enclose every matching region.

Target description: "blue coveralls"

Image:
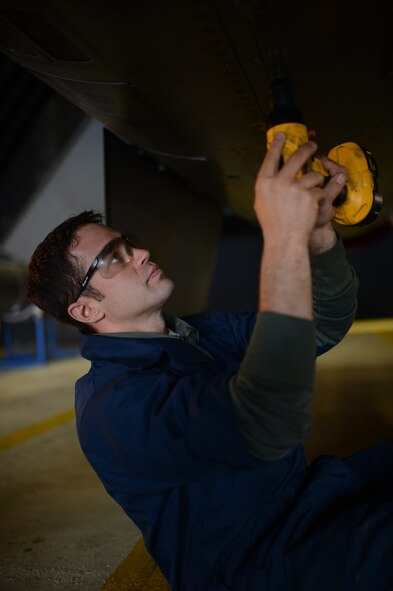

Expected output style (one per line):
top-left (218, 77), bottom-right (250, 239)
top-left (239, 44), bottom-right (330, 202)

top-left (75, 311), bottom-right (393, 590)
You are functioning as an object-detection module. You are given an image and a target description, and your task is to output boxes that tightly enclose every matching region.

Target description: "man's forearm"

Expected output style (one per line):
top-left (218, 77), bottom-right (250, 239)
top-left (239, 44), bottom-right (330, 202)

top-left (260, 238), bottom-right (313, 320)
top-left (234, 233), bottom-right (316, 460)
top-left (234, 133), bottom-right (349, 460)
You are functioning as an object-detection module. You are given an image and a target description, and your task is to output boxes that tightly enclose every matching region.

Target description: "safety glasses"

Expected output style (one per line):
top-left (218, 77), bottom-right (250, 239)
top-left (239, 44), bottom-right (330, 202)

top-left (74, 234), bottom-right (133, 301)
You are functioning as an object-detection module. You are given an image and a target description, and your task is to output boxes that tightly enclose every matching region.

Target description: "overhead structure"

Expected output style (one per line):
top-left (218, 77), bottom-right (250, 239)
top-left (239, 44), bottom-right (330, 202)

top-left (0, 0), bottom-right (391, 235)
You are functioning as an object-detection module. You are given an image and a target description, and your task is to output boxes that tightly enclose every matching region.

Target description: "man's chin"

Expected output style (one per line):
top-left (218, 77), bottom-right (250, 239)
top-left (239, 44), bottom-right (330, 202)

top-left (160, 277), bottom-right (175, 300)
top-left (166, 278), bottom-right (175, 296)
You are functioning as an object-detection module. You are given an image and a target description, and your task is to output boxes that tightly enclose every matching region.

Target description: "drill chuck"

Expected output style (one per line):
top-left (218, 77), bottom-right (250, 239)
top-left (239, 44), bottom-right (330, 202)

top-left (267, 75), bottom-right (305, 126)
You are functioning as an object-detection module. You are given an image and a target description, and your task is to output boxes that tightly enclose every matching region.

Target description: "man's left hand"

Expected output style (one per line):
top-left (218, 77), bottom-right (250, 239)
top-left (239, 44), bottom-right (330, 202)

top-left (309, 155), bottom-right (348, 254)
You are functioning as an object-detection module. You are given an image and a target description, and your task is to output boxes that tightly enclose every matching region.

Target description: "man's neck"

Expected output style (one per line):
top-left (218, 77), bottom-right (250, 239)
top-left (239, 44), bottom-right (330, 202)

top-left (94, 311), bottom-right (167, 334)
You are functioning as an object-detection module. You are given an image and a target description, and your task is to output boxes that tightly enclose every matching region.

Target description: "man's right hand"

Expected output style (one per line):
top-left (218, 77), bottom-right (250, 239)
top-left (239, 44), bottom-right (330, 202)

top-left (255, 132), bottom-right (328, 319)
top-left (254, 132), bottom-right (326, 248)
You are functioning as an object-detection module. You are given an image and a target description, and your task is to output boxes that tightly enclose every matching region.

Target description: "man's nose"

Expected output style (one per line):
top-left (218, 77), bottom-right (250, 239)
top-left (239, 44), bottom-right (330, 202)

top-left (133, 248), bottom-right (150, 266)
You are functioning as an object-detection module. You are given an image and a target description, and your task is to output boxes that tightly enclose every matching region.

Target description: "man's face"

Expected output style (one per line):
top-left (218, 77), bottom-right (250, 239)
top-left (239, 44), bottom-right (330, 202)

top-left (68, 223), bottom-right (175, 332)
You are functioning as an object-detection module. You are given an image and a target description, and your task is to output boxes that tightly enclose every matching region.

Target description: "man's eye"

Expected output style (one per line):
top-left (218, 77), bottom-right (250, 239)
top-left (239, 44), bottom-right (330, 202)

top-left (109, 253), bottom-right (121, 265)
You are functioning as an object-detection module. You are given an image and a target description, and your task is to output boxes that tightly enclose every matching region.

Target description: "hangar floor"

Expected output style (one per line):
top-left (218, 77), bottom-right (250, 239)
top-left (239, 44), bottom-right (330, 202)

top-left (0, 319), bottom-right (392, 591)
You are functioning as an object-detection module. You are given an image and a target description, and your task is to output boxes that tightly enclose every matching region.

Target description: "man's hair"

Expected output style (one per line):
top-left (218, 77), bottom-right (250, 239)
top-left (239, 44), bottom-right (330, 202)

top-left (27, 210), bottom-right (105, 332)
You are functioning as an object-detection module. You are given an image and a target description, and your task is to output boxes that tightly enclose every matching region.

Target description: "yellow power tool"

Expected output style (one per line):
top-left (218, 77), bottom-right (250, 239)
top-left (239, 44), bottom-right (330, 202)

top-left (266, 74), bottom-right (383, 226)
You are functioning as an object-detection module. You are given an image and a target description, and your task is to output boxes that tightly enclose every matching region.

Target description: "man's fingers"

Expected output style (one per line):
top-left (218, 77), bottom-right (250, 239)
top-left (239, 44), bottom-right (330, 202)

top-left (323, 172), bottom-right (348, 203)
top-left (258, 133), bottom-right (321, 188)
top-left (258, 132), bottom-right (286, 179)
top-left (319, 154), bottom-right (347, 178)
top-left (278, 140), bottom-right (318, 180)
top-left (298, 171), bottom-right (325, 189)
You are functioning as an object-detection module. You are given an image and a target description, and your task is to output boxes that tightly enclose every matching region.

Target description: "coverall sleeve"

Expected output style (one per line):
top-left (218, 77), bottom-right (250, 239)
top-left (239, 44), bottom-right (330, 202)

top-left (311, 234), bottom-right (359, 354)
top-left (230, 235), bottom-right (358, 460)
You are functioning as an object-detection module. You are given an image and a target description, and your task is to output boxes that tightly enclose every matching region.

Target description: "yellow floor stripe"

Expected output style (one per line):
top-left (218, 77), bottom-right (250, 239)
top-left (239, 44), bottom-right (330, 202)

top-left (100, 538), bottom-right (170, 591)
top-left (349, 318), bottom-right (393, 335)
top-left (0, 408), bottom-right (75, 452)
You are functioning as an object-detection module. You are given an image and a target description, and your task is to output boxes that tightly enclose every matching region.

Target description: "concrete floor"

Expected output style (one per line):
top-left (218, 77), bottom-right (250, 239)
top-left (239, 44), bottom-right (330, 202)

top-left (0, 321), bottom-right (392, 590)
top-left (0, 358), bottom-right (140, 591)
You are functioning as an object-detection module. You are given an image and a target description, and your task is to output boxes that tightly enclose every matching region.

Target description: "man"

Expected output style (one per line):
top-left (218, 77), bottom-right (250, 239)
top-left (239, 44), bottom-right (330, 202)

top-left (28, 134), bottom-right (392, 590)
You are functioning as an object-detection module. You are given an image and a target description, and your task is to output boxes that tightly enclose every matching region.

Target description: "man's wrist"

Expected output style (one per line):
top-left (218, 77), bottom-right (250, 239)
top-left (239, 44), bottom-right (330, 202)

top-left (309, 223), bottom-right (337, 255)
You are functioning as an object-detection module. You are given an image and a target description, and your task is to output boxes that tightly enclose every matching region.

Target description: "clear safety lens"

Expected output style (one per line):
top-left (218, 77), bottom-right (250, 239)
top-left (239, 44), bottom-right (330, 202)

top-left (96, 237), bottom-right (133, 279)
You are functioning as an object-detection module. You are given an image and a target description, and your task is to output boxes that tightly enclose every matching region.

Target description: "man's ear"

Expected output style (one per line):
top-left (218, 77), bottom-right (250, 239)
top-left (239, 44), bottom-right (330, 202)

top-left (67, 299), bottom-right (105, 326)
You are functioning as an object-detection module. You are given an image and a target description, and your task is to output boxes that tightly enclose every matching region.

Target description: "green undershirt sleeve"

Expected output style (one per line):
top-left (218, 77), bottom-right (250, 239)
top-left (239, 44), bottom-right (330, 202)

top-left (230, 312), bottom-right (315, 461)
top-left (230, 236), bottom-right (358, 461)
top-left (311, 235), bottom-right (359, 350)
